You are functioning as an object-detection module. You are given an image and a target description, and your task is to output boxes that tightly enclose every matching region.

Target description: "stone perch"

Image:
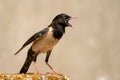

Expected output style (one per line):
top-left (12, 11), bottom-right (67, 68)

top-left (0, 73), bottom-right (70, 80)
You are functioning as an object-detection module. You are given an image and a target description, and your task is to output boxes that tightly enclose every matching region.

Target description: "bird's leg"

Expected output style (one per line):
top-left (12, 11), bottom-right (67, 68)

top-left (45, 50), bottom-right (62, 75)
top-left (33, 61), bottom-right (41, 74)
top-left (45, 50), bottom-right (55, 72)
top-left (33, 54), bottom-right (41, 74)
top-left (45, 62), bottom-right (56, 73)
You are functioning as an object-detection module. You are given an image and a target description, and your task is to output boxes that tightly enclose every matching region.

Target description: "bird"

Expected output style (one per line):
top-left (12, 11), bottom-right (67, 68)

top-left (15, 13), bottom-right (72, 74)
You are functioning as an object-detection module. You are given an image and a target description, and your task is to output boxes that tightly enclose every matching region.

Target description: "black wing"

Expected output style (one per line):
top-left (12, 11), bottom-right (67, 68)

top-left (14, 28), bottom-right (49, 55)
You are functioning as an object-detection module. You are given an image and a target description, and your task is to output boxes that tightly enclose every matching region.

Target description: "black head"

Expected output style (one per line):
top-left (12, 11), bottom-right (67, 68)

top-left (52, 13), bottom-right (72, 27)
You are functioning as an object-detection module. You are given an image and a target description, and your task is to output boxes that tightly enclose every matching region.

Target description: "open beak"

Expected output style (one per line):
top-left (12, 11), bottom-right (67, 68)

top-left (68, 16), bottom-right (77, 28)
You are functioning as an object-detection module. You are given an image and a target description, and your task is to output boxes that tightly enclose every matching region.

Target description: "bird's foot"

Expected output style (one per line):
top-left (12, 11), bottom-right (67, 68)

top-left (35, 72), bottom-right (48, 78)
top-left (45, 62), bottom-right (63, 76)
top-left (50, 69), bottom-right (63, 76)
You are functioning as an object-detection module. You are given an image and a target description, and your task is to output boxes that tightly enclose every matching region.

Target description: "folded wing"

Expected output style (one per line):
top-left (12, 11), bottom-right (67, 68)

top-left (14, 28), bottom-right (49, 55)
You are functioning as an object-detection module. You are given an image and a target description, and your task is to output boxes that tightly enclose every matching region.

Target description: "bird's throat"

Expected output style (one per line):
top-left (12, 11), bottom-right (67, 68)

top-left (52, 25), bottom-right (64, 39)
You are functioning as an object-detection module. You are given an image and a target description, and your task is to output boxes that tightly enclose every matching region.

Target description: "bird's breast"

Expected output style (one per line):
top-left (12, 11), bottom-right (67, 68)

top-left (32, 30), bottom-right (59, 53)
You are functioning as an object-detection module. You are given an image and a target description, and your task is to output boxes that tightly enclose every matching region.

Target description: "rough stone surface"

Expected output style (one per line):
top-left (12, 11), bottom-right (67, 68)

top-left (0, 73), bottom-right (70, 80)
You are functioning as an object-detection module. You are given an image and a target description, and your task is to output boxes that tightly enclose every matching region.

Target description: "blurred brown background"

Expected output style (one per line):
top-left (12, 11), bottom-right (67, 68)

top-left (0, 0), bottom-right (120, 80)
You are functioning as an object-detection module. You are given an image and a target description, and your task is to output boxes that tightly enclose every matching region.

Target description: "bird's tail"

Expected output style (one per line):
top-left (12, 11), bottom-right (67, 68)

top-left (20, 47), bottom-right (36, 74)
